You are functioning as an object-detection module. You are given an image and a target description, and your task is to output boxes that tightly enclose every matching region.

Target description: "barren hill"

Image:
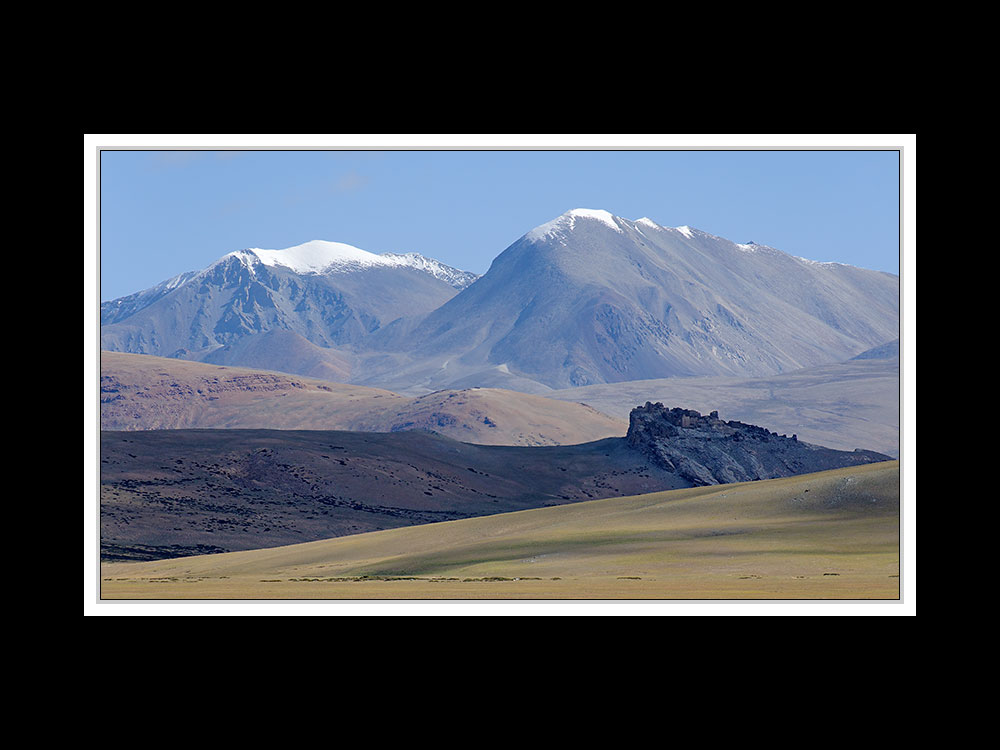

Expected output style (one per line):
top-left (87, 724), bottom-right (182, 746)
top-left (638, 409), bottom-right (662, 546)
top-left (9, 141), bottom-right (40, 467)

top-left (100, 351), bottom-right (626, 446)
top-left (100, 428), bottom-right (681, 561)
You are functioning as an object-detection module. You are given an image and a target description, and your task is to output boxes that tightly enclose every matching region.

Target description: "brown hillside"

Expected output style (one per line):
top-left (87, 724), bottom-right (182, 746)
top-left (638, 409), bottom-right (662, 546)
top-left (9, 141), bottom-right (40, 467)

top-left (100, 351), bottom-right (625, 446)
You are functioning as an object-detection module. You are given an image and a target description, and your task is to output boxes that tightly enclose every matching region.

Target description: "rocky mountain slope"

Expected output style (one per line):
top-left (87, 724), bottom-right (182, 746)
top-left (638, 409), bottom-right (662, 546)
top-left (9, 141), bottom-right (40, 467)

top-left (100, 241), bottom-right (479, 374)
top-left (101, 269), bottom-right (201, 326)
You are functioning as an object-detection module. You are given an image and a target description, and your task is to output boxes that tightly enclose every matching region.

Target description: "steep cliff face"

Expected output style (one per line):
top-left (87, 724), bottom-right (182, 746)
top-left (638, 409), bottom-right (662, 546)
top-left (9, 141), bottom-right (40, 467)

top-left (625, 402), bottom-right (889, 486)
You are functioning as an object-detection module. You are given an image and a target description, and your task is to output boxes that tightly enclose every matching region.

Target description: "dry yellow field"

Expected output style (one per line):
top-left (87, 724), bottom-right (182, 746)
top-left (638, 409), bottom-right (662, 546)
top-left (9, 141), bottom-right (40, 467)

top-left (100, 461), bottom-right (900, 600)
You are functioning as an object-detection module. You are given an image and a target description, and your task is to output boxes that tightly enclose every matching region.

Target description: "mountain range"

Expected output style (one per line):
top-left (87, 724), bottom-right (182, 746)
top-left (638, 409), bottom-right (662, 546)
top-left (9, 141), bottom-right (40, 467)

top-left (102, 210), bottom-right (898, 393)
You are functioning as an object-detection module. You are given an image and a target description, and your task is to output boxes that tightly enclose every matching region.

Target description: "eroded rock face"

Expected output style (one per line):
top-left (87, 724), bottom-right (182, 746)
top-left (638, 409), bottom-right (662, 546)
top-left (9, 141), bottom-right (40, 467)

top-left (626, 402), bottom-right (889, 486)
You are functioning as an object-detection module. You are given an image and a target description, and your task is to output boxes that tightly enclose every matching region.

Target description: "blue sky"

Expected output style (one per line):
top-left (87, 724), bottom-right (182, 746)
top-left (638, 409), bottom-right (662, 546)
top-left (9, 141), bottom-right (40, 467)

top-left (100, 149), bottom-right (900, 301)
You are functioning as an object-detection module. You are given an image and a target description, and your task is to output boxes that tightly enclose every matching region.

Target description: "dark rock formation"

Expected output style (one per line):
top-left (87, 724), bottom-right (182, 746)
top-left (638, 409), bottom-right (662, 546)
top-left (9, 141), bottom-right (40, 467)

top-left (626, 402), bottom-right (890, 486)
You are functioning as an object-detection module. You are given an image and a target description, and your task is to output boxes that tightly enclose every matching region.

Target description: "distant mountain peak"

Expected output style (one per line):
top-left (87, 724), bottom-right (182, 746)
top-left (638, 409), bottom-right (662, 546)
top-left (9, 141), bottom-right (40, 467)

top-left (526, 208), bottom-right (624, 241)
top-left (526, 210), bottom-right (710, 244)
top-left (210, 240), bottom-right (478, 289)
top-left (245, 240), bottom-right (388, 274)
top-left (564, 208), bottom-right (620, 226)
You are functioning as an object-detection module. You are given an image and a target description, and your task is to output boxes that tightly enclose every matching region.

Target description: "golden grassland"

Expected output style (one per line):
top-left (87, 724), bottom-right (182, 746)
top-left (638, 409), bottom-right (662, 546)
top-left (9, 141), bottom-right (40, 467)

top-left (100, 461), bottom-right (900, 600)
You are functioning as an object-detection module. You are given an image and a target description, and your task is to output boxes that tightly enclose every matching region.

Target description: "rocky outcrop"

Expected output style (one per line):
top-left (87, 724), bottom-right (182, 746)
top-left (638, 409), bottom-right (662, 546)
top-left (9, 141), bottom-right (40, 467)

top-left (626, 402), bottom-right (890, 486)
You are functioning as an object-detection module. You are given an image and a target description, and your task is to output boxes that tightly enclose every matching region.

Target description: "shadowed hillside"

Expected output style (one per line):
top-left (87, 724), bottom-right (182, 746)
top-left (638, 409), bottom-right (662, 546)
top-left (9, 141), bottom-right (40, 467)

top-left (100, 412), bottom-right (889, 561)
top-left (100, 429), bottom-right (683, 561)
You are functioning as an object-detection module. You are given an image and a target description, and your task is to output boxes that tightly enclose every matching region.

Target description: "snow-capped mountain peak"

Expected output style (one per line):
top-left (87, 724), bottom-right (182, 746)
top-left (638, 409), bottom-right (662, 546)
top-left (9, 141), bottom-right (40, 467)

top-left (525, 210), bottom-right (714, 246)
top-left (210, 240), bottom-right (478, 289)
top-left (247, 240), bottom-right (384, 274)
top-left (564, 208), bottom-right (621, 229)
top-left (526, 208), bottom-right (625, 241)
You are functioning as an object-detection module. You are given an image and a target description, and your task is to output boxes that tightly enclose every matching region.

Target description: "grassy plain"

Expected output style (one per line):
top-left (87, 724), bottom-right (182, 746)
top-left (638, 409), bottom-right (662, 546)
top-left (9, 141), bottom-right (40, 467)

top-left (100, 461), bottom-right (899, 600)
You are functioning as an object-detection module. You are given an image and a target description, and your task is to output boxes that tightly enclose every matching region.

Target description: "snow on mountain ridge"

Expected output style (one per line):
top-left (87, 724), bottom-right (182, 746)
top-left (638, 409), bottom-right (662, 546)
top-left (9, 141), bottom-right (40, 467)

top-left (209, 241), bottom-right (478, 288)
top-left (526, 209), bottom-right (709, 244)
top-left (379, 252), bottom-right (479, 289)
top-left (101, 269), bottom-right (201, 325)
top-left (526, 208), bottom-right (624, 241)
top-left (248, 240), bottom-right (385, 274)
